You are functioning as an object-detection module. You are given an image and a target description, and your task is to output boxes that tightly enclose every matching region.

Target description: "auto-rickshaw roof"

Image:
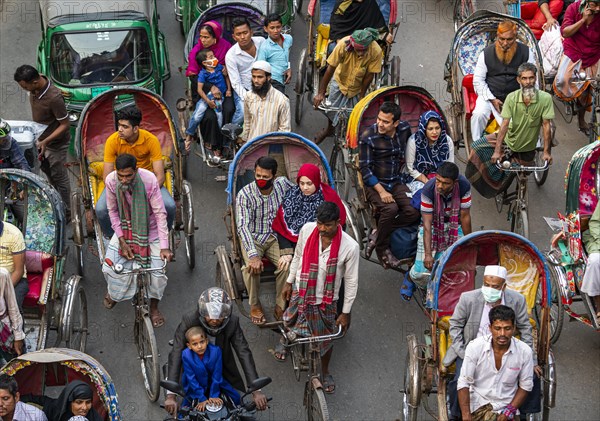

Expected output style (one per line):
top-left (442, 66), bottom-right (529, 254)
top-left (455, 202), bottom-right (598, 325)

top-left (39, 0), bottom-right (154, 28)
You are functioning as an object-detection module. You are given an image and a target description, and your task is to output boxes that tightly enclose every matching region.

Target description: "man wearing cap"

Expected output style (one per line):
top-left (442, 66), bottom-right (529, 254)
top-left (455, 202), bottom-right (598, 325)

top-left (312, 28), bottom-right (383, 144)
top-left (471, 20), bottom-right (536, 142)
top-left (240, 60), bottom-right (291, 142)
top-left (444, 265), bottom-right (540, 420)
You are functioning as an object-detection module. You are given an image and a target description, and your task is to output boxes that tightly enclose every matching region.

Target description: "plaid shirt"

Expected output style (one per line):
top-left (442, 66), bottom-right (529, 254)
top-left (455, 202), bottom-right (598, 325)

top-left (236, 177), bottom-right (293, 258)
top-left (359, 123), bottom-right (412, 191)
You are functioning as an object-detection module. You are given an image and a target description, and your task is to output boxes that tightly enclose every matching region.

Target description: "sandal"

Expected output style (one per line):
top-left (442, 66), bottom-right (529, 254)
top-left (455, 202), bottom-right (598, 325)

top-left (322, 374), bottom-right (335, 394)
top-left (400, 273), bottom-right (415, 302)
top-left (578, 122), bottom-right (590, 136)
top-left (150, 311), bottom-right (165, 328)
top-left (274, 305), bottom-right (284, 321)
top-left (103, 293), bottom-right (116, 309)
top-left (273, 341), bottom-right (288, 362)
top-left (250, 306), bottom-right (266, 325)
top-left (203, 142), bottom-right (213, 151)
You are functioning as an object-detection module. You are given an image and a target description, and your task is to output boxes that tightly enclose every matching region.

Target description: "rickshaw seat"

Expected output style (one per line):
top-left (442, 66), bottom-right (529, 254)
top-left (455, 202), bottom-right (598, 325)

top-left (499, 243), bottom-right (540, 315)
top-left (87, 157), bottom-right (175, 205)
top-left (316, 24), bottom-right (331, 69)
top-left (23, 251), bottom-right (53, 308)
top-left (461, 74), bottom-right (478, 118)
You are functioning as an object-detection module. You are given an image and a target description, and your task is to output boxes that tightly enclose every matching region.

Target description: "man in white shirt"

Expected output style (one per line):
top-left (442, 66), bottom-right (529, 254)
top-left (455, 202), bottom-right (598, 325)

top-left (458, 305), bottom-right (534, 421)
top-left (0, 374), bottom-right (47, 421)
top-left (276, 202), bottom-right (359, 394)
top-left (225, 17), bottom-right (265, 126)
top-left (444, 265), bottom-right (539, 420)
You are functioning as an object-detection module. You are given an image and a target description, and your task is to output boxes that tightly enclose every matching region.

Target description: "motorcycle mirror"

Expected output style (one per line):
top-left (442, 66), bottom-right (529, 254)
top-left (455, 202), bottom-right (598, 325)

top-left (160, 380), bottom-right (185, 396)
top-left (221, 123), bottom-right (243, 139)
top-left (578, 71), bottom-right (587, 80)
top-left (246, 376), bottom-right (272, 393)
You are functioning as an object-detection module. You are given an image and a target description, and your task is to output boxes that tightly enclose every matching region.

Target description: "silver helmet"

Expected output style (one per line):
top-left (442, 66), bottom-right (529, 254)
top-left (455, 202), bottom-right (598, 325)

top-left (198, 287), bottom-right (232, 335)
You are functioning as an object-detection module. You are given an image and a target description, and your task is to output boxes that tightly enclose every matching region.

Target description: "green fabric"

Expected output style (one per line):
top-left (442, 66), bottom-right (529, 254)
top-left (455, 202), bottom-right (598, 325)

top-left (116, 172), bottom-right (151, 268)
top-left (501, 89), bottom-right (555, 152)
top-left (350, 27), bottom-right (379, 47)
top-left (583, 203), bottom-right (600, 254)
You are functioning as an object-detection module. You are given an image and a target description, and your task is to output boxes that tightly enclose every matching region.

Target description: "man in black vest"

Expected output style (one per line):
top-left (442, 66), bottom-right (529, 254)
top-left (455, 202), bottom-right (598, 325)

top-left (471, 20), bottom-right (535, 142)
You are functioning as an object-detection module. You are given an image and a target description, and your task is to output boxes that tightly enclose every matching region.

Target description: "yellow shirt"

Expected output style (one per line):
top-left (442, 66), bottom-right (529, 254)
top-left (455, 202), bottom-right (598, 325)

top-left (327, 36), bottom-right (383, 98)
top-left (0, 222), bottom-right (26, 275)
top-left (103, 129), bottom-right (163, 172)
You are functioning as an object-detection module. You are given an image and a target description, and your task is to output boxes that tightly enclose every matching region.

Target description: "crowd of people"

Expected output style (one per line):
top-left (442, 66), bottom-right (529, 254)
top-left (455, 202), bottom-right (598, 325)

top-left (0, 0), bottom-right (598, 419)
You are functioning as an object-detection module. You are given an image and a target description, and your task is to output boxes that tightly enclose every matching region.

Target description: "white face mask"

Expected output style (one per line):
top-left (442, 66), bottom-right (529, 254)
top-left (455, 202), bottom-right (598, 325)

top-left (481, 286), bottom-right (503, 303)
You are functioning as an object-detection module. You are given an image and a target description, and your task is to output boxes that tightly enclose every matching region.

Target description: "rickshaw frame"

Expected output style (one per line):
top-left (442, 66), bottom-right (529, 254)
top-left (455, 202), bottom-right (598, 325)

top-left (0, 168), bottom-right (88, 354)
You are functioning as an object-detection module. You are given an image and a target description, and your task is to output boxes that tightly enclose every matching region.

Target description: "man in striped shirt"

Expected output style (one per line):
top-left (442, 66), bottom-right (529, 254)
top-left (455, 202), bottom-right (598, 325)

top-left (236, 156), bottom-right (293, 324)
top-left (408, 162), bottom-right (472, 290)
top-left (241, 61), bottom-right (291, 142)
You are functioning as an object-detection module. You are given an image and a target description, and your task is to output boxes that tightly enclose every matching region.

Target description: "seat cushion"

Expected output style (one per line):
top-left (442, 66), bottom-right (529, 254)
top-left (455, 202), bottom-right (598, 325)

top-left (24, 251), bottom-right (53, 308)
top-left (461, 74), bottom-right (478, 118)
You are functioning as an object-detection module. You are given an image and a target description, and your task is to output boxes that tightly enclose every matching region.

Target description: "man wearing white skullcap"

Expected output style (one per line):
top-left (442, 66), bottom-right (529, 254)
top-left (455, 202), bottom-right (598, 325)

top-left (240, 60), bottom-right (290, 142)
top-left (443, 264), bottom-right (540, 420)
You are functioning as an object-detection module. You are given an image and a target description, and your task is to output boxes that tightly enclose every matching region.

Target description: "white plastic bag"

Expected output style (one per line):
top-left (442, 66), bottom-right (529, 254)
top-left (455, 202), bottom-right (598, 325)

top-left (539, 25), bottom-right (563, 78)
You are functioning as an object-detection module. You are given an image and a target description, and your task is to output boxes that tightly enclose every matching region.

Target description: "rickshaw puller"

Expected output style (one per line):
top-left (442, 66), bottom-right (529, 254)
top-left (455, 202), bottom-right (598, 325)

top-left (164, 288), bottom-right (268, 416)
top-left (278, 202), bottom-right (359, 394)
top-left (581, 200), bottom-right (600, 322)
top-left (313, 28), bottom-right (383, 144)
top-left (102, 154), bottom-right (173, 328)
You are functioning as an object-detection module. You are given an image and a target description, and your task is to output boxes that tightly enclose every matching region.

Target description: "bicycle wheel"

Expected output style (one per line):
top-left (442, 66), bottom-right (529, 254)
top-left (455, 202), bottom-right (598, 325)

top-left (537, 266), bottom-right (565, 344)
top-left (135, 314), bottom-right (160, 402)
top-left (330, 144), bottom-right (349, 200)
top-left (511, 208), bottom-right (529, 238)
top-left (295, 48), bottom-right (308, 125)
top-left (533, 149), bottom-right (549, 186)
top-left (590, 99), bottom-right (600, 144)
top-left (306, 381), bottom-right (329, 421)
top-left (400, 334), bottom-right (421, 421)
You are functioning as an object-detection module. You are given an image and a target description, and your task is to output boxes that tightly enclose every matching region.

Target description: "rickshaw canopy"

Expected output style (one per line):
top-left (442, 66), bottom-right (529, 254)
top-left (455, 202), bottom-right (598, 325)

top-left (39, 0), bottom-right (156, 28)
top-left (1, 348), bottom-right (121, 420)
top-left (226, 132), bottom-right (335, 204)
top-left (565, 141), bottom-right (600, 216)
top-left (0, 169), bottom-right (65, 256)
top-left (427, 231), bottom-right (552, 317)
top-left (308, 0), bottom-right (396, 25)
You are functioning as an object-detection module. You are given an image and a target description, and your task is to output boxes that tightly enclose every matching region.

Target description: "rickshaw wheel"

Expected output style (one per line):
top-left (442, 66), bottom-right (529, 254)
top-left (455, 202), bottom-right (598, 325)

top-left (401, 334), bottom-right (421, 421)
top-left (542, 349), bottom-right (557, 420)
top-left (535, 266), bottom-right (564, 344)
top-left (60, 276), bottom-right (88, 352)
top-left (533, 149), bottom-right (549, 186)
top-left (330, 144), bottom-right (349, 201)
top-left (215, 246), bottom-right (239, 300)
top-left (437, 376), bottom-right (449, 421)
top-left (343, 201), bottom-right (363, 249)
top-left (70, 192), bottom-right (85, 276)
top-left (391, 56), bottom-right (401, 87)
top-left (510, 208), bottom-right (529, 238)
top-left (306, 380), bottom-right (329, 421)
top-left (295, 48), bottom-right (308, 125)
top-left (135, 315), bottom-right (161, 402)
top-left (182, 181), bottom-right (195, 269)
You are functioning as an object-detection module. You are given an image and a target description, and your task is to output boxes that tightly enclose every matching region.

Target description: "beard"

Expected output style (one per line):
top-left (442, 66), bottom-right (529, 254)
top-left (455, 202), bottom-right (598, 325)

top-left (521, 86), bottom-right (537, 101)
top-left (252, 79), bottom-right (271, 96)
top-left (495, 41), bottom-right (517, 65)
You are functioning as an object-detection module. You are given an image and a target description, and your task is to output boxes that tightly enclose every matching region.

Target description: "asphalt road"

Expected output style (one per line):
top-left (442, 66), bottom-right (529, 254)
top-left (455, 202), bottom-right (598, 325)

top-left (1, 0), bottom-right (599, 420)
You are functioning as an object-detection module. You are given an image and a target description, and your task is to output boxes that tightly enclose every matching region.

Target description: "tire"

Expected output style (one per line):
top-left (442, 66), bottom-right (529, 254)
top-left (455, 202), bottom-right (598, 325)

top-left (533, 150), bottom-right (549, 186)
top-left (547, 267), bottom-right (565, 344)
top-left (511, 208), bottom-right (529, 238)
top-left (401, 334), bottom-right (421, 421)
top-left (135, 315), bottom-right (161, 402)
top-left (330, 144), bottom-right (349, 201)
top-left (60, 276), bottom-right (88, 352)
top-left (343, 201), bottom-right (363, 248)
top-left (70, 193), bottom-right (85, 276)
top-left (307, 383), bottom-right (329, 421)
top-left (590, 102), bottom-right (600, 144)
top-left (542, 350), bottom-right (557, 420)
top-left (495, 191), bottom-right (505, 214)
top-left (182, 181), bottom-right (195, 269)
top-left (295, 48), bottom-right (308, 125)
top-left (290, 344), bottom-right (304, 382)
top-left (391, 56), bottom-right (401, 86)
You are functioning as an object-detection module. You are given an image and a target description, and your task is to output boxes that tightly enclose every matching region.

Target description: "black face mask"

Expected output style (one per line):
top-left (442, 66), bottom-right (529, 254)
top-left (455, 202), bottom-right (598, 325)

top-left (256, 178), bottom-right (273, 190)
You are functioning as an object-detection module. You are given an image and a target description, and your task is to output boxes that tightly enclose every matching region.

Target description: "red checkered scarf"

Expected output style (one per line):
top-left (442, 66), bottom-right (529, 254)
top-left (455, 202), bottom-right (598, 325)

top-left (298, 225), bottom-right (342, 312)
top-left (432, 182), bottom-right (460, 252)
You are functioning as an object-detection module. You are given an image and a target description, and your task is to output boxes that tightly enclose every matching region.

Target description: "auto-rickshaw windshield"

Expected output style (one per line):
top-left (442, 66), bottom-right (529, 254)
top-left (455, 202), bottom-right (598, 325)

top-left (49, 29), bottom-right (153, 86)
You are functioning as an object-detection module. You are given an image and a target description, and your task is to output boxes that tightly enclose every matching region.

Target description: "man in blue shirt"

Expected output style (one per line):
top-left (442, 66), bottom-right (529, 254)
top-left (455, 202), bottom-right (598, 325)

top-left (256, 14), bottom-right (292, 94)
top-left (359, 102), bottom-right (420, 268)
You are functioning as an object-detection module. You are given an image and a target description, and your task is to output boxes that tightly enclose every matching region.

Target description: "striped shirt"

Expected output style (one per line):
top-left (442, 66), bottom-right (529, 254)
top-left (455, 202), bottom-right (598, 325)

top-left (236, 177), bottom-right (294, 258)
top-left (241, 86), bottom-right (291, 141)
top-left (420, 175), bottom-right (472, 215)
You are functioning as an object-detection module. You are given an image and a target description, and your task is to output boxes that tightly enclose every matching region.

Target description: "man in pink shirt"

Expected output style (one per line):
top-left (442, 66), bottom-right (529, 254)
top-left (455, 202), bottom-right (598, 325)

top-left (102, 153), bottom-right (173, 328)
top-left (553, 0), bottom-right (600, 134)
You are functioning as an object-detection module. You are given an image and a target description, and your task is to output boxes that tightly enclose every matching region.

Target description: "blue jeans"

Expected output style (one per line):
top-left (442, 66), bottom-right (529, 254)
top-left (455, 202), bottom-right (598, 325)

top-left (95, 187), bottom-right (175, 238)
top-left (186, 93), bottom-right (223, 136)
top-left (232, 91), bottom-right (244, 126)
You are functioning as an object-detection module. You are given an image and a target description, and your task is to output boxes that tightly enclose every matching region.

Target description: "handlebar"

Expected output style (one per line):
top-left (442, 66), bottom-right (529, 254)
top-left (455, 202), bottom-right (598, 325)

top-left (495, 160), bottom-right (548, 172)
top-left (317, 103), bottom-right (354, 113)
top-left (283, 325), bottom-right (344, 346)
top-left (104, 258), bottom-right (168, 275)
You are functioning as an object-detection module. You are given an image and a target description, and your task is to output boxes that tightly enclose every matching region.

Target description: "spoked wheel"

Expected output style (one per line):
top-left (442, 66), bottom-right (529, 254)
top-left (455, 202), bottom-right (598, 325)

top-left (401, 334), bottom-right (421, 421)
top-left (343, 201), bottom-right (363, 247)
top-left (295, 48), bottom-right (308, 125)
top-left (70, 192), bottom-right (85, 276)
top-left (542, 350), bottom-right (557, 421)
top-left (60, 276), bottom-right (88, 352)
top-left (511, 208), bottom-right (529, 238)
top-left (290, 344), bottom-right (304, 382)
top-left (306, 380), bottom-right (329, 421)
top-left (182, 181), bottom-right (195, 269)
top-left (135, 315), bottom-right (160, 402)
top-left (330, 144), bottom-right (349, 201)
top-left (533, 149), bottom-right (549, 186)
top-left (390, 56), bottom-right (401, 86)
top-left (535, 266), bottom-right (565, 344)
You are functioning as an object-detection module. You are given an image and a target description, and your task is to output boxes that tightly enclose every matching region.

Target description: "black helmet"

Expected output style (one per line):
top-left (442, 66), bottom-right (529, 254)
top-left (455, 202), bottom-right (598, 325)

top-left (198, 287), bottom-right (232, 335)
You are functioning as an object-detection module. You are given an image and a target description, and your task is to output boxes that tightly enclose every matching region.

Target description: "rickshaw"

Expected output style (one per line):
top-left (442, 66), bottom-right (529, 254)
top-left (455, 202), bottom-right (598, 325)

top-left (175, 0), bottom-right (296, 36)
top-left (177, 3), bottom-right (267, 171)
top-left (444, 10), bottom-right (546, 162)
top-left (214, 132), bottom-right (336, 320)
top-left (545, 141), bottom-right (600, 342)
top-left (400, 231), bottom-right (557, 421)
top-left (0, 169), bottom-right (88, 354)
top-left (341, 86), bottom-right (449, 268)
top-left (294, 0), bottom-right (400, 125)
top-left (1, 348), bottom-right (121, 420)
top-left (71, 87), bottom-right (196, 271)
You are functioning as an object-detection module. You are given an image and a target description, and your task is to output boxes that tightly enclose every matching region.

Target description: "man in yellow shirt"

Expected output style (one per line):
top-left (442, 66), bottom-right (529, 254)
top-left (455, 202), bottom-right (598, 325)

top-left (313, 27), bottom-right (383, 144)
top-left (96, 106), bottom-right (175, 237)
top-left (0, 221), bottom-right (27, 311)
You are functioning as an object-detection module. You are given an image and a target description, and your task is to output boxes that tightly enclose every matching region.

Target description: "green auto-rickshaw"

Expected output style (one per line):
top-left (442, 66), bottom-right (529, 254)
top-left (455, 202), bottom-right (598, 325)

top-left (37, 0), bottom-right (170, 150)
